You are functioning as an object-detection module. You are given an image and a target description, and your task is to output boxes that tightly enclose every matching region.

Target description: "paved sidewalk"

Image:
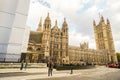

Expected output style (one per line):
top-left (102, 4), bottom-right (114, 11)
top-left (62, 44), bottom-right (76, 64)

top-left (0, 66), bottom-right (119, 80)
top-left (0, 68), bottom-right (81, 80)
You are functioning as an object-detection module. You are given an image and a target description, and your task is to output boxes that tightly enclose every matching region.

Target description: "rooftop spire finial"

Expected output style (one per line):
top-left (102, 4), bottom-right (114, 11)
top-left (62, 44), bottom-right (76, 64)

top-left (64, 17), bottom-right (66, 21)
top-left (37, 17), bottom-right (42, 31)
top-left (100, 15), bottom-right (104, 22)
top-left (47, 12), bottom-right (49, 17)
top-left (93, 20), bottom-right (96, 26)
top-left (55, 20), bottom-right (57, 25)
top-left (40, 17), bottom-right (42, 23)
top-left (107, 18), bottom-right (110, 23)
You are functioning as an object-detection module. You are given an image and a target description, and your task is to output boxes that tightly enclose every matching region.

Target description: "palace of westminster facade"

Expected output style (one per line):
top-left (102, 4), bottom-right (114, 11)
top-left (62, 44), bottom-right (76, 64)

top-left (26, 13), bottom-right (118, 64)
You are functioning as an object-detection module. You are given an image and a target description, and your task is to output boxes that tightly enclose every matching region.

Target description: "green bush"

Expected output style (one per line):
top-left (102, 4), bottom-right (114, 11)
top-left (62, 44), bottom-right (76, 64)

top-left (55, 65), bottom-right (95, 70)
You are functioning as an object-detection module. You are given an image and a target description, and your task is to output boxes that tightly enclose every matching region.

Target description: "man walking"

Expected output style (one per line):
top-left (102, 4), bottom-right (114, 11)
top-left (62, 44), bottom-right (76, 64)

top-left (20, 60), bottom-right (24, 70)
top-left (47, 60), bottom-right (53, 76)
top-left (24, 61), bottom-right (28, 70)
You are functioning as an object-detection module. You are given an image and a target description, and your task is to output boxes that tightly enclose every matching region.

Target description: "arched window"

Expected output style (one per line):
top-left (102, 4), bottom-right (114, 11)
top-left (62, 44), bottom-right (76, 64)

top-left (36, 48), bottom-right (41, 51)
top-left (64, 29), bottom-right (65, 33)
top-left (28, 47), bottom-right (33, 51)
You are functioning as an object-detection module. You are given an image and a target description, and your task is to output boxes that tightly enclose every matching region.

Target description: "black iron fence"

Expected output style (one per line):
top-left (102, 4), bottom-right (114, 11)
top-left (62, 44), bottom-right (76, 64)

top-left (0, 53), bottom-right (21, 63)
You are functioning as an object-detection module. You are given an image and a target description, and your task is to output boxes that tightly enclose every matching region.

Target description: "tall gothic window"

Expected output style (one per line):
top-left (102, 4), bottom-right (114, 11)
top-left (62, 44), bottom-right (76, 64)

top-left (54, 44), bottom-right (58, 48)
top-left (64, 29), bottom-right (65, 33)
top-left (54, 37), bottom-right (57, 42)
top-left (50, 43), bottom-right (52, 48)
top-left (28, 47), bottom-right (33, 51)
top-left (36, 48), bottom-right (40, 51)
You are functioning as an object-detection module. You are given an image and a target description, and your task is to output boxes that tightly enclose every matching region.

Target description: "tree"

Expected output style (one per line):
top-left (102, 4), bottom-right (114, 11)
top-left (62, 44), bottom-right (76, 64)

top-left (116, 52), bottom-right (120, 62)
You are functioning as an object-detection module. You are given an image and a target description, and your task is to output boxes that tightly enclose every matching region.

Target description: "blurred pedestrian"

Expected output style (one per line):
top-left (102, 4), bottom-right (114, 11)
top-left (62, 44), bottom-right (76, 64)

top-left (24, 61), bottom-right (28, 70)
top-left (47, 60), bottom-right (53, 76)
top-left (70, 63), bottom-right (73, 74)
top-left (20, 60), bottom-right (24, 70)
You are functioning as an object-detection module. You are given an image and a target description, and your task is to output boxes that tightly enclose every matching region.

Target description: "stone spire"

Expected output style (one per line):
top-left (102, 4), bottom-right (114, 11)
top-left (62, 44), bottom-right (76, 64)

top-left (100, 16), bottom-right (104, 23)
top-left (46, 12), bottom-right (50, 20)
top-left (44, 12), bottom-right (51, 23)
top-left (37, 17), bottom-right (42, 32)
top-left (64, 18), bottom-right (66, 23)
top-left (93, 20), bottom-right (96, 26)
top-left (62, 17), bottom-right (68, 27)
top-left (55, 20), bottom-right (57, 26)
top-left (62, 17), bottom-right (68, 35)
top-left (53, 20), bottom-right (58, 29)
top-left (107, 18), bottom-right (110, 25)
top-left (106, 18), bottom-right (111, 30)
top-left (47, 12), bottom-right (49, 17)
top-left (43, 12), bottom-right (51, 30)
top-left (39, 17), bottom-right (42, 25)
top-left (64, 17), bottom-right (66, 21)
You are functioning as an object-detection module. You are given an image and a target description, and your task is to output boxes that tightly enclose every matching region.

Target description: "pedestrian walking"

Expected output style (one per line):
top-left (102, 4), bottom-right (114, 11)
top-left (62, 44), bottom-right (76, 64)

top-left (70, 63), bottom-right (73, 74)
top-left (20, 60), bottom-right (24, 70)
top-left (24, 61), bottom-right (28, 70)
top-left (70, 67), bottom-right (73, 74)
top-left (47, 60), bottom-right (53, 76)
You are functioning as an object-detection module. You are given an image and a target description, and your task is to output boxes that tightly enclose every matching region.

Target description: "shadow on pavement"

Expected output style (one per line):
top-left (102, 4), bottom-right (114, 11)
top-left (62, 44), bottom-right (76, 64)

top-left (0, 72), bottom-right (46, 78)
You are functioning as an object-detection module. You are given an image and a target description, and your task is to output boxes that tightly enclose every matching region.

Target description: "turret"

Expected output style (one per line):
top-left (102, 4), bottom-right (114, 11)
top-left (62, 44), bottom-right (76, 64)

top-left (107, 18), bottom-right (110, 25)
top-left (106, 18), bottom-right (112, 31)
top-left (93, 20), bottom-right (96, 28)
top-left (100, 16), bottom-right (104, 23)
top-left (61, 18), bottom-right (69, 63)
top-left (37, 17), bottom-right (42, 32)
top-left (46, 12), bottom-right (50, 20)
top-left (62, 18), bottom-right (68, 27)
top-left (93, 16), bottom-right (118, 63)
top-left (42, 13), bottom-right (51, 60)
top-left (55, 20), bottom-right (57, 26)
top-left (43, 13), bottom-right (51, 30)
top-left (53, 20), bottom-right (59, 30)
top-left (55, 20), bottom-right (59, 28)
top-left (93, 20), bottom-right (96, 26)
top-left (62, 18), bottom-right (68, 35)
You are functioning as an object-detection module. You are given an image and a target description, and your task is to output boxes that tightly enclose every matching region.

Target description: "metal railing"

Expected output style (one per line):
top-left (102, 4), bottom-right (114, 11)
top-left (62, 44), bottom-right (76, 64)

top-left (0, 53), bottom-right (20, 63)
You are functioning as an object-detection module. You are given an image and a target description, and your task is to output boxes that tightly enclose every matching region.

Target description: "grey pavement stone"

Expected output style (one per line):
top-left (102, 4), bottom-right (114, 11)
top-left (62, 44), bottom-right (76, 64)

top-left (0, 66), bottom-right (119, 80)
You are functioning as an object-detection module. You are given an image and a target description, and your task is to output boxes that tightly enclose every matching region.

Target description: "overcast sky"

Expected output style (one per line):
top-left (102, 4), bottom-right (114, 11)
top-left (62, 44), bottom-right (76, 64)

top-left (27, 0), bottom-right (120, 52)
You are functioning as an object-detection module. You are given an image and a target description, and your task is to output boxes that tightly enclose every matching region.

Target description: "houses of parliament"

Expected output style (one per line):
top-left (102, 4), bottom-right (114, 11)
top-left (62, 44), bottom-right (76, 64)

top-left (25, 13), bottom-right (118, 65)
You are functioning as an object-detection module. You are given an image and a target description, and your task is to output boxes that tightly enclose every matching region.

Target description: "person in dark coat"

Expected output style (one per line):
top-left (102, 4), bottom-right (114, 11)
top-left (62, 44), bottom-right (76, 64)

top-left (47, 60), bottom-right (53, 76)
top-left (24, 61), bottom-right (28, 70)
top-left (20, 60), bottom-right (24, 70)
top-left (70, 63), bottom-right (73, 74)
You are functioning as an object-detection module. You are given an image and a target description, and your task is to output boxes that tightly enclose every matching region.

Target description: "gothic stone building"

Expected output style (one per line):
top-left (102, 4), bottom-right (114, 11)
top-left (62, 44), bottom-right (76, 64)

top-left (69, 43), bottom-right (108, 65)
top-left (26, 13), bottom-right (69, 64)
top-left (26, 14), bottom-right (117, 64)
top-left (69, 16), bottom-right (118, 65)
top-left (93, 16), bottom-right (118, 63)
